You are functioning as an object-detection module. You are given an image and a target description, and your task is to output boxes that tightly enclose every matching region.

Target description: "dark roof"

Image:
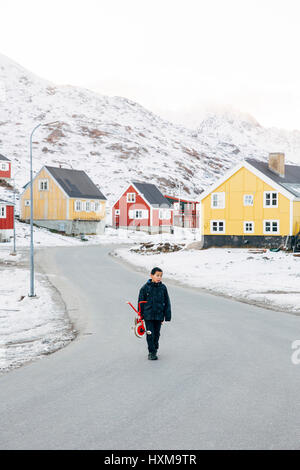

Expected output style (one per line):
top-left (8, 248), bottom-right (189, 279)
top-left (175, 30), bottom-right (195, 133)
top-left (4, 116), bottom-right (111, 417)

top-left (132, 181), bottom-right (172, 207)
top-left (164, 195), bottom-right (197, 204)
top-left (0, 154), bottom-right (10, 161)
top-left (0, 198), bottom-right (13, 205)
top-left (246, 158), bottom-right (300, 198)
top-left (45, 166), bottom-right (106, 200)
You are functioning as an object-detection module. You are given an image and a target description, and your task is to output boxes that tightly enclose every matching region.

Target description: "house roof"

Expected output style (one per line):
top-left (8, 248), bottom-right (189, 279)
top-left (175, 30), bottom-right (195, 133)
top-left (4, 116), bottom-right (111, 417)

top-left (246, 158), bottom-right (300, 198)
top-left (44, 166), bottom-right (106, 200)
top-left (0, 198), bottom-right (13, 205)
top-left (132, 181), bottom-right (172, 207)
top-left (164, 195), bottom-right (199, 204)
top-left (0, 154), bottom-right (10, 161)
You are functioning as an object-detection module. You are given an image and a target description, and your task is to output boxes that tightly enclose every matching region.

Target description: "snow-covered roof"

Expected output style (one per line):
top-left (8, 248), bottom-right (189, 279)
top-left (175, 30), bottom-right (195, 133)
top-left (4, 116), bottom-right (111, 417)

top-left (0, 198), bottom-right (14, 205)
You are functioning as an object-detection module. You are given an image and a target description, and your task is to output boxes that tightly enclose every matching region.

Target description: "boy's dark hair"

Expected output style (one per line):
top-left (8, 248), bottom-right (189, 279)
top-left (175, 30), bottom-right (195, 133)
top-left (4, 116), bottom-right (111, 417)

top-left (151, 267), bottom-right (163, 275)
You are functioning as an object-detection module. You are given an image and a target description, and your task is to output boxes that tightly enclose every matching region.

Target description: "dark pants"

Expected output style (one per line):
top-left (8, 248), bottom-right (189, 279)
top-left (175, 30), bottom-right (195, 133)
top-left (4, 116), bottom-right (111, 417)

top-left (145, 320), bottom-right (162, 353)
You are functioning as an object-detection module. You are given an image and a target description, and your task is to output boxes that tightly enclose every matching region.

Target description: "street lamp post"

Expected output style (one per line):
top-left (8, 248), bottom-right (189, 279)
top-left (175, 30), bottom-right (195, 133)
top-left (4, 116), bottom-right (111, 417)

top-left (28, 120), bottom-right (66, 297)
top-left (29, 123), bottom-right (42, 297)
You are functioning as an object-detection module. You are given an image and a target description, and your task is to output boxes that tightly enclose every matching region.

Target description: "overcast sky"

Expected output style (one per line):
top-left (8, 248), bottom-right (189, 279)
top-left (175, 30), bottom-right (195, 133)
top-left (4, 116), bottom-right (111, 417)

top-left (1, 0), bottom-right (300, 130)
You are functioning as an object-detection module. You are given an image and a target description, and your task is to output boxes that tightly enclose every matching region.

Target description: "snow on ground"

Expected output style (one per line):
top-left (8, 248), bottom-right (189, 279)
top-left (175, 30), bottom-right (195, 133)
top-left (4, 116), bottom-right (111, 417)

top-left (112, 243), bottom-right (300, 315)
top-left (0, 248), bottom-right (76, 373)
top-left (13, 220), bottom-right (197, 247)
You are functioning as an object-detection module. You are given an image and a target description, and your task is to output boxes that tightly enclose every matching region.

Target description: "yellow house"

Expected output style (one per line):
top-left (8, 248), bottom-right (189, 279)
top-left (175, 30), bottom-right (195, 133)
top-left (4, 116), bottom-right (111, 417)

top-left (199, 153), bottom-right (300, 248)
top-left (20, 165), bottom-right (107, 235)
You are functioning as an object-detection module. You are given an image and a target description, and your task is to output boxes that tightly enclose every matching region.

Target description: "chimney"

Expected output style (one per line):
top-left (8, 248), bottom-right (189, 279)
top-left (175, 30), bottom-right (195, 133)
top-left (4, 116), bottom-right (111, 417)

top-left (268, 152), bottom-right (285, 178)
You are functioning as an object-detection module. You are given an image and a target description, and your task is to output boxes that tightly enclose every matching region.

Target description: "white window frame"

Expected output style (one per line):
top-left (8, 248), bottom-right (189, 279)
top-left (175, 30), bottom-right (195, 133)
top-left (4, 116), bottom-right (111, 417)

top-left (135, 210), bottom-right (143, 219)
top-left (0, 163), bottom-right (9, 172)
top-left (129, 209), bottom-right (148, 220)
top-left (115, 209), bottom-right (120, 215)
top-left (127, 193), bottom-right (136, 203)
top-left (90, 202), bottom-right (95, 212)
top-left (244, 221), bottom-right (254, 233)
top-left (244, 194), bottom-right (254, 206)
top-left (95, 202), bottom-right (101, 212)
top-left (74, 200), bottom-right (82, 212)
top-left (38, 179), bottom-right (49, 191)
top-left (263, 191), bottom-right (278, 208)
top-left (159, 209), bottom-right (171, 220)
top-left (0, 205), bottom-right (6, 218)
top-left (211, 192), bottom-right (225, 209)
top-left (25, 200), bottom-right (31, 206)
top-left (263, 220), bottom-right (280, 234)
top-left (210, 220), bottom-right (225, 233)
top-left (85, 201), bottom-right (91, 212)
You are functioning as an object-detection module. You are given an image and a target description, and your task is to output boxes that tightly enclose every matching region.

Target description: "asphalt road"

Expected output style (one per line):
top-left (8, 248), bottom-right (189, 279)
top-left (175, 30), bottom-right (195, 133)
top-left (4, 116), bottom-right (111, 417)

top-left (1, 244), bottom-right (300, 450)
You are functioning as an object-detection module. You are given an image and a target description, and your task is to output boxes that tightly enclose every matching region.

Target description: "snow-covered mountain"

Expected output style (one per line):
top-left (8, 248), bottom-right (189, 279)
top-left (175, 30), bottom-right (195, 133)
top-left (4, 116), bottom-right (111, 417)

top-left (1, 53), bottom-right (300, 207)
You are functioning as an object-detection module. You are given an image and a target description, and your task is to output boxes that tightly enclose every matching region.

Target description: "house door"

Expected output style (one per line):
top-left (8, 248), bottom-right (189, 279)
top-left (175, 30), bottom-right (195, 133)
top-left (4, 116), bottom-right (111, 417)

top-left (115, 211), bottom-right (120, 228)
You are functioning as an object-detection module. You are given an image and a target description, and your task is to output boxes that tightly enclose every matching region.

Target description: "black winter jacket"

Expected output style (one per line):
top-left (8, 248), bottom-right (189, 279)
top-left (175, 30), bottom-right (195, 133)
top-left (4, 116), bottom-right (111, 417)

top-left (138, 279), bottom-right (171, 322)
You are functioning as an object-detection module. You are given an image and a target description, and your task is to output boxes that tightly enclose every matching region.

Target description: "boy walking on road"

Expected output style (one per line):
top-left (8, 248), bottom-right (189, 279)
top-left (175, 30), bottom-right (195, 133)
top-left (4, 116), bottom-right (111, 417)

top-left (138, 267), bottom-right (171, 360)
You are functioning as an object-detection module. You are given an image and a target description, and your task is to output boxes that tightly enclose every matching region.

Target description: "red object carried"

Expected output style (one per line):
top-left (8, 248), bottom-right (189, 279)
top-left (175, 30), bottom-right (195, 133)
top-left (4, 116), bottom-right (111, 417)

top-left (127, 300), bottom-right (150, 338)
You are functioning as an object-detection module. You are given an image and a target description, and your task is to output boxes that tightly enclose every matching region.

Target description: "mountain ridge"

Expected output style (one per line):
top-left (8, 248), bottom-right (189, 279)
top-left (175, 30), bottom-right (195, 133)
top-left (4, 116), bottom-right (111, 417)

top-left (1, 53), bottom-right (300, 208)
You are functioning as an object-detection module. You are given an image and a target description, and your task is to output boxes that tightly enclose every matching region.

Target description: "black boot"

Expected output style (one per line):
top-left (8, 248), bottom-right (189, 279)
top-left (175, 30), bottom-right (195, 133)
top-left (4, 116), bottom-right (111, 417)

top-left (148, 352), bottom-right (158, 360)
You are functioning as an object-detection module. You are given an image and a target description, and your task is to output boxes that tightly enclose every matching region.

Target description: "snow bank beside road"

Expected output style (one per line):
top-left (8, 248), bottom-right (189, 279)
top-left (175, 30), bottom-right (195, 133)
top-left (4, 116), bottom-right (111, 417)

top-left (0, 250), bottom-right (75, 373)
top-left (112, 245), bottom-right (300, 315)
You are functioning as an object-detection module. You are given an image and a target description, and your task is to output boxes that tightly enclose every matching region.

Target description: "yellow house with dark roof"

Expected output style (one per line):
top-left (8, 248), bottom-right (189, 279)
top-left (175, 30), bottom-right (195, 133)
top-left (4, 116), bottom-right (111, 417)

top-left (199, 153), bottom-right (300, 249)
top-left (20, 165), bottom-right (107, 234)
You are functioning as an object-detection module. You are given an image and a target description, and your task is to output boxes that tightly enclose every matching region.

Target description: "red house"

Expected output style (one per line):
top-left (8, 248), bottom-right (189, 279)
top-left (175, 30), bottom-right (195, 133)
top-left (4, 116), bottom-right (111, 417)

top-left (164, 195), bottom-right (200, 228)
top-left (112, 182), bottom-right (173, 234)
top-left (0, 199), bottom-right (14, 242)
top-left (0, 154), bottom-right (11, 180)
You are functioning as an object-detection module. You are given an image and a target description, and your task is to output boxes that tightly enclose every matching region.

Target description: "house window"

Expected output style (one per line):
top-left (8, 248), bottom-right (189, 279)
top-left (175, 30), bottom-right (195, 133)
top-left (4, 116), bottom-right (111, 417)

top-left (127, 193), bottom-right (136, 203)
top-left (0, 205), bottom-right (6, 218)
top-left (211, 192), bottom-right (225, 209)
top-left (38, 179), bottom-right (49, 191)
top-left (174, 203), bottom-right (180, 210)
top-left (129, 209), bottom-right (148, 219)
top-left (264, 191), bottom-right (278, 208)
top-left (90, 202), bottom-right (95, 212)
top-left (25, 200), bottom-right (31, 206)
top-left (159, 209), bottom-right (171, 220)
top-left (244, 194), bottom-right (254, 206)
top-left (95, 202), bottom-right (101, 212)
top-left (210, 220), bottom-right (225, 233)
top-left (85, 202), bottom-right (90, 212)
top-left (263, 220), bottom-right (279, 234)
top-left (115, 209), bottom-right (120, 215)
top-left (244, 221), bottom-right (254, 233)
top-left (1, 163), bottom-right (8, 171)
top-left (74, 200), bottom-right (82, 211)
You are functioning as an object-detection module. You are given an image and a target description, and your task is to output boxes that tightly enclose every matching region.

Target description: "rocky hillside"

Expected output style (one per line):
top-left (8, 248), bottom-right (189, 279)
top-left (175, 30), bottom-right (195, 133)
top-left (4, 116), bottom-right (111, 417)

top-left (1, 53), bottom-right (300, 208)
